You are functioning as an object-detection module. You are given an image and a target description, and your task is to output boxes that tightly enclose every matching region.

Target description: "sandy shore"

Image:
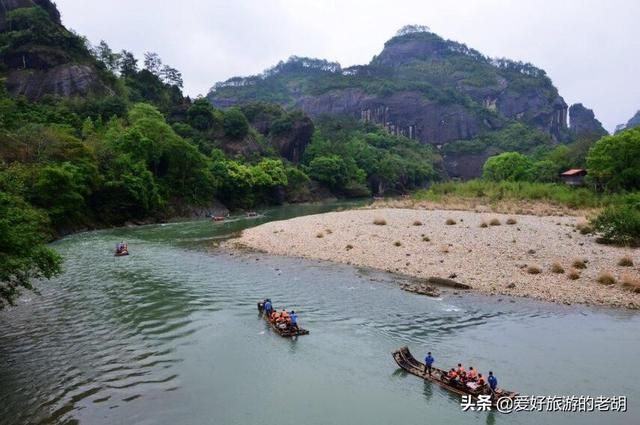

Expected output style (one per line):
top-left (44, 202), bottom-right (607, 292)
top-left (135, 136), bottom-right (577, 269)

top-left (227, 208), bottom-right (640, 309)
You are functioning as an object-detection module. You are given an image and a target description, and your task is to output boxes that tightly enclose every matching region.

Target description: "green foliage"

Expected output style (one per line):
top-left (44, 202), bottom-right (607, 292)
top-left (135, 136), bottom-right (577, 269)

top-left (223, 108), bottom-right (249, 139)
top-left (416, 180), bottom-right (613, 209)
top-left (586, 128), bottom-right (640, 191)
top-left (591, 204), bottom-right (640, 246)
top-left (303, 116), bottom-right (439, 196)
top-left (0, 192), bottom-right (62, 308)
top-left (444, 123), bottom-right (551, 155)
top-left (483, 152), bottom-right (533, 181)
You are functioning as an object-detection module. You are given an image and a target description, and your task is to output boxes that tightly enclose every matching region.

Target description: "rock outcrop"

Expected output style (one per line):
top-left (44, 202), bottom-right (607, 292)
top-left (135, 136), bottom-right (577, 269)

top-left (0, 0), bottom-right (111, 99)
top-left (569, 103), bottom-right (608, 138)
top-left (209, 28), bottom-right (580, 177)
top-left (0, 0), bottom-right (60, 30)
top-left (616, 110), bottom-right (640, 133)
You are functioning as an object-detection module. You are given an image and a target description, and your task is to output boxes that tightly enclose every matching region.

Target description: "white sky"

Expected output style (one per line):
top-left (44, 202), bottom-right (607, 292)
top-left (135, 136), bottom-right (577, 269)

top-left (56, 0), bottom-right (639, 132)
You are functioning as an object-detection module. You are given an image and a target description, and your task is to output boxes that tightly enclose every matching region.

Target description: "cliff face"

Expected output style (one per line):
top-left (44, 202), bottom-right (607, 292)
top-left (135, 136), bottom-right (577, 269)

top-left (569, 103), bottom-right (608, 138)
top-left (0, 0), bottom-right (111, 99)
top-left (208, 29), bottom-right (580, 177)
top-left (616, 110), bottom-right (640, 133)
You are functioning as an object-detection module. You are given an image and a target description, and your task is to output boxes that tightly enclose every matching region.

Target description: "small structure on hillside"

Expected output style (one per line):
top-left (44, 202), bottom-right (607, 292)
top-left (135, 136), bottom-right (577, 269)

top-left (560, 168), bottom-right (587, 186)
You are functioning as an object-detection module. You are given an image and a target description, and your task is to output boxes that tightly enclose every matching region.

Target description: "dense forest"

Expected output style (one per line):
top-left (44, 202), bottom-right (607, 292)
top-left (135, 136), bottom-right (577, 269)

top-left (0, 4), bottom-right (444, 307)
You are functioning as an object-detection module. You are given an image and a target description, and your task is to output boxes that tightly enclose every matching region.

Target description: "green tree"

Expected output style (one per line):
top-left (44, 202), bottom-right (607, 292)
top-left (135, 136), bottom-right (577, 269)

top-left (483, 152), bottom-right (533, 182)
top-left (308, 155), bottom-right (349, 189)
top-left (0, 192), bottom-right (62, 308)
top-left (586, 128), bottom-right (640, 191)
top-left (223, 108), bottom-right (249, 139)
top-left (530, 160), bottom-right (559, 183)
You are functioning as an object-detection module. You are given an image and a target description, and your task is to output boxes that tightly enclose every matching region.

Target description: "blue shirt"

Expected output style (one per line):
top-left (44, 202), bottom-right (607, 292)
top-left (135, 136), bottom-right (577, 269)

top-left (290, 313), bottom-right (298, 324)
top-left (425, 355), bottom-right (434, 366)
top-left (264, 301), bottom-right (272, 310)
top-left (488, 375), bottom-right (497, 389)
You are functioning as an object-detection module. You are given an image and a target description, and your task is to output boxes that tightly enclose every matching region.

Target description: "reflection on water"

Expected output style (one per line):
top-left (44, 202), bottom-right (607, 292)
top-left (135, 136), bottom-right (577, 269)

top-left (0, 201), bottom-right (638, 425)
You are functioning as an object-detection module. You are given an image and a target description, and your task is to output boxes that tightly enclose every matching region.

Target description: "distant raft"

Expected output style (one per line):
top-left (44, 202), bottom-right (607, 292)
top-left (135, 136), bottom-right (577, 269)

top-left (392, 346), bottom-right (518, 408)
top-left (257, 301), bottom-right (309, 337)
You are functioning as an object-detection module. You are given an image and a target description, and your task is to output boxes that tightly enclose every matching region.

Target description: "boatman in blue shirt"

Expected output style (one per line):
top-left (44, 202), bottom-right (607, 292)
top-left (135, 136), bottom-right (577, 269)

top-left (424, 352), bottom-right (434, 377)
top-left (264, 299), bottom-right (273, 316)
top-left (289, 311), bottom-right (298, 330)
top-left (488, 371), bottom-right (498, 392)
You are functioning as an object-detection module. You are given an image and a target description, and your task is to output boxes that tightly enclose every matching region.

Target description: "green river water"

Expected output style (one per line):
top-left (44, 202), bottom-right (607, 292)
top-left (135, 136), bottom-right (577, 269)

top-left (1, 202), bottom-right (638, 425)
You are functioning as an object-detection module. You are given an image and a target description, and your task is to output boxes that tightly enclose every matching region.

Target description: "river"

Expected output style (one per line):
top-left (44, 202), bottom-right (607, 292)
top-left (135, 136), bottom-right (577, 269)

top-left (1, 202), bottom-right (638, 425)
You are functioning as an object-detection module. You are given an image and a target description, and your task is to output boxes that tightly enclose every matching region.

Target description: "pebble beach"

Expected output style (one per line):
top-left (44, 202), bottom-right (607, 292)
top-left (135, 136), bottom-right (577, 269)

top-left (229, 208), bottom-right (640, 309)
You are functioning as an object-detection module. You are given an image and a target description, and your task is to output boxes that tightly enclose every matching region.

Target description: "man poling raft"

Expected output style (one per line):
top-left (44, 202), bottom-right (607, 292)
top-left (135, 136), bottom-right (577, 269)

top-left (392, 346), bottom-right (518, 408)
top-left (257, 299), bottom-right (309, 337)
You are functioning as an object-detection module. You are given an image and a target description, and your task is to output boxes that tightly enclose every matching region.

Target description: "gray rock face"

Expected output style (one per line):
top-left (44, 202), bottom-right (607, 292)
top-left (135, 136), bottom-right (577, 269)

top-left (6, 64), bottom-right (111, 99)
top-left (625, 110), bottom-right (640, 131)
top-left (269, 116), bottom-right (314, 163)
top-left (569, 103), bottom-right (608, 138)
top-left (1, 0), bottom-right (111, 99)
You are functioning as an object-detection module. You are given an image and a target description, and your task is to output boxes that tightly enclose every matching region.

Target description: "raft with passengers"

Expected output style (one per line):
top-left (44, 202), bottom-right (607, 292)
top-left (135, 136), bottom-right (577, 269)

top-left (114, 242), bottom-right (129, 256)
top-left (258, 299), bottom-right (309, 337)
top-left (392, 346), bottom-right (518, 407)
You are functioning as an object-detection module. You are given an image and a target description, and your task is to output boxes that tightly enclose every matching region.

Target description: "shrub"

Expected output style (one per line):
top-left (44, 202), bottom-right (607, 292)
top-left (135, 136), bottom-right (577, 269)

top-left (551, 262), bottom-right (565, 274)
top-left (506, 218), bottom-right (517, 225)
top-left (394, 241), bottom-right (402, 247)
top-left (413, 220), bottom-right (423, 226)
top-left (445, 218), bottom-right (456, 225)
top-left (591, 205), bottom-right (640, 246)
top-left (480, 221), bottom-right (488, 228)
top-left (373, 216), bottom-right (387, 225)
top-left (567, 270), bottom-right (581, 280)
top-left (325, 228), bottom-right (333, 234)
top-left (618, 256), bottom-right (634, 267)
top-left (489, 218), bottom-right (501, 226)
top-left (621, 274), bottom-right (640, 293)
top-left (527, 265), bottom-right (542, 274)
top-left (316, 232), bottom-right (324, 238)
top-left (345, 244), bottom-right (354, 251)
top-left (572, 258), bottom-right (587, 269)
top-left (576, 220), bottom-right (593, 235)
top-left (422, 236), bottom-right (431, 242)
top-left (596, 272), bottom-right (616, 285)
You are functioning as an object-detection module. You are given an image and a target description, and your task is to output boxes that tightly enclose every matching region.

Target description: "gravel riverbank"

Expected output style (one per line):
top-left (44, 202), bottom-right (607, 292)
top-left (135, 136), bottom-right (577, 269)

top-left (227, 208), bottom-right (640, 309)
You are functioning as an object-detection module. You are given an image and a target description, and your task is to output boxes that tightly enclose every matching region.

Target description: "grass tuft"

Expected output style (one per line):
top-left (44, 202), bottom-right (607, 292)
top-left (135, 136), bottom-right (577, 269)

top-left (550, 262), bottom-right (565, 274)
top-left (567, 269), bottom-right (581, 280)
top-left (373, 216), bottom-right (387, 226)
top-left (489, 218), bottom-right (501, 226)
top-left (345, 244), bottom-right (354, 251)
top-left (393, 241), bottom-right (402, 247)
top-left (506, 218), bottom-right (517, 225)
top-left (480, 221), bottom-right (488, 228)
top-left (621, 274), bottom-right (640, 293)
top-left (572, 258), bottom-right (587, 269)
top-left (422, 236), bottom-right (431, 242)
top-left (413, 220), bottom-right (423, 226)
top-left (316, 232), bottom-right (324, 238)
top-left (596, 272), bottom-right (616, 285)
top-left (618, 256), bottom-right (634, 267)
top-left (527, 265), bottom-right (542, 274)
top-left (445, 218), bottom-right (456, 225)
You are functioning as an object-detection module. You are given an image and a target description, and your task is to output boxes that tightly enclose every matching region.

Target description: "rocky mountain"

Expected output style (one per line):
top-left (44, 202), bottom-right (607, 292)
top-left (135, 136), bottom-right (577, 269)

top-left (568, 103), bottom-right (608, 138)
top-left (616, 110), bottom-right (640, 133)
top-left (209, 27), bottom-right (605, 177)
top-left (0, 0), bottom-right (111, 99)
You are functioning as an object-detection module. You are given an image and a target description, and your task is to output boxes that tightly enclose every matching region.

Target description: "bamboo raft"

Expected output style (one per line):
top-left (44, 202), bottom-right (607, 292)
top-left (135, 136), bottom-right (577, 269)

top-left (392, 346), bottom-right (518, 406)
top-left (257, 301), bottom-right (309, 337)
